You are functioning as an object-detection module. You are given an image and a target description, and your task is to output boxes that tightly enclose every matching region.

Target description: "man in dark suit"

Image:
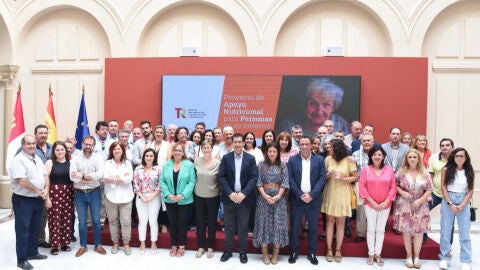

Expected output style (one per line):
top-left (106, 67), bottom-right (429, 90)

top-left (287, 136), bottom-right (327, 265)
top-left (218, 133), bottom-right (258, 264)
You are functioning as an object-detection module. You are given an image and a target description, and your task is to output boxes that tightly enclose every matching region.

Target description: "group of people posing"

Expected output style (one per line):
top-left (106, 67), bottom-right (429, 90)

top-left (9, 119), bottom-right (474, 270)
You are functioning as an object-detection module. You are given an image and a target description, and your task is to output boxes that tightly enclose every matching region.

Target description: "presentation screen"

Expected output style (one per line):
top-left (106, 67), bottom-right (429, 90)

top-left (162, 75), bottom-right (360, 138)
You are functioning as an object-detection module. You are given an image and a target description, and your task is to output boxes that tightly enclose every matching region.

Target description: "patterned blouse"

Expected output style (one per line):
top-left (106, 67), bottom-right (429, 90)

top-left (133, 165), bottom-right (161, 193)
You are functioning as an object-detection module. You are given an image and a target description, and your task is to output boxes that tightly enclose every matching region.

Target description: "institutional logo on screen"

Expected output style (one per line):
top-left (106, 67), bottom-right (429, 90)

top-left (175, 108), bottom-right (186, 118)
top-left (174, 107), bottom-right (207, 119)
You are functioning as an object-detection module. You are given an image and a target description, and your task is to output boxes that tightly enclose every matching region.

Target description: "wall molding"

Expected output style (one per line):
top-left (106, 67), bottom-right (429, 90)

top-left (432, 61), bottom-right (480, 73)
top-left (31, 64), bottom-right (103, 74)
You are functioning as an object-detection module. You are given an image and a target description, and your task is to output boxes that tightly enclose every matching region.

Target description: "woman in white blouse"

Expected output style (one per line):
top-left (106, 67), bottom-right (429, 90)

top-left (104, 142), bottom-right (134, 255)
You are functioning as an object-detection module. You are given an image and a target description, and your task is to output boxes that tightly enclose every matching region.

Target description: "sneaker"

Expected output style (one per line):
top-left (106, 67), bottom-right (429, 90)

top-left (439, 260), bottom-right (449, 270)
top-left (461, 263), bottom-right (471, 270)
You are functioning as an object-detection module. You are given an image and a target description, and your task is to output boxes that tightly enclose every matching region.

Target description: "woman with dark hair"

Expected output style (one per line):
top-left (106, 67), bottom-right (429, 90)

top-left (161, 142), bottom-right (196, 257)
top-left (244, 131), bottom-right (264, 165)
top-left (45, 141), bottom-right (74, 255)
top-left (186, 130), bottom-right (202, 161)
top-left (133, 148), bottom-right (161, 254)
top-left (174, 126), bottom-right (192, 158)
top-left (359, 146), bottom-right (396, 266)
top-left (194, 140), bottom-right (220, 258)
top-left (393, 149), bottom-right (432, 268)
top-left (253, 143), bottom-right (289, 265)
top-left (321, 139), bottom-right (357, 263)
top-left (276, 131), bottom-right (298, 164)
top-left (259, 129), bottom-right (276, 156)
top-left (439, 148), bottom-right (474, 270)
top-left (104, 142), bottom-right (134, 255)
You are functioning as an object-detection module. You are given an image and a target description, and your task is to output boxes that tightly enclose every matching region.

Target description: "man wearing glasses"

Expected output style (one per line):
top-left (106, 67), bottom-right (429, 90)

top-left (70, 136), bottom-right (106, 257)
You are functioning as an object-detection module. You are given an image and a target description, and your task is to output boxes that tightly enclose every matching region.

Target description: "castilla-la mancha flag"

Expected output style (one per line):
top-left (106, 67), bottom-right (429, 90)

top-left (6, 85), bottom-right (26, 168)
top-left (44, 85), bottom-right (58, 144)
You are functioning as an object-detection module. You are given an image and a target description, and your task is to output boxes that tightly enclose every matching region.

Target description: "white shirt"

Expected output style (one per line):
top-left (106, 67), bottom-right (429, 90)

top-left (234, 152), bottom-right (243, 192)
top-left (70, 152), bottom-right (104, 189)
top-left (9, 151), bottom-right (47, 197)
top-left (104, 159), bottom-right (134, 203)
top-left (301, 154), bottom-right (311, 193)
top-left (447, 169), bottom-right (468, 193)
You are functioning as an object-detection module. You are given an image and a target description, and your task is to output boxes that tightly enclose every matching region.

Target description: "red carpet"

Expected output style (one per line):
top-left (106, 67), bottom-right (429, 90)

top-left (88, 215), bottom-right (440, 259)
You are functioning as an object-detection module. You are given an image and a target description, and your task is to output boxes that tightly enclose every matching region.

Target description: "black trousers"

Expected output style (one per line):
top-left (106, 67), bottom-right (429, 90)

top-left (194, 194), bottom-right (220, 249)
top-left (223, 203), bottom-right (250, 253)
top-left (165, 203), bottom-right (193, 246)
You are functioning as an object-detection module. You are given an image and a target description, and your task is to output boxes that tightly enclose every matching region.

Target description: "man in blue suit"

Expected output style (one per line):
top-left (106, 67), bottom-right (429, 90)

top-left (219, 133), bottom-right (258, 264)
top-left (287, 136), bottom-right (326, 265)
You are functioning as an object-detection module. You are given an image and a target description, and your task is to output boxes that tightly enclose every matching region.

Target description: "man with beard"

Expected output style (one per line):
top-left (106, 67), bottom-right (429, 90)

top-left (287, 136), bottom-right (326, 265)
top-left (70, 136), bottom-right (106, 257)
top-left (132, 121), bottom-right (153, 167)
top-left (93, 121), bottom-right (113, 160)
top-left (107, 119), bottom-right (119, 141)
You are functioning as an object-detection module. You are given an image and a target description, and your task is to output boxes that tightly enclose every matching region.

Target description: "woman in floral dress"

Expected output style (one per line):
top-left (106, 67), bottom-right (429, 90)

top-left (393, 149), bottom-right (432, 268)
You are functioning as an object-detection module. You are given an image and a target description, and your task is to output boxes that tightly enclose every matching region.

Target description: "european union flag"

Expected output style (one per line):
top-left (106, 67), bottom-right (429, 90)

top-left (75, 90), bottom-right (90, 149)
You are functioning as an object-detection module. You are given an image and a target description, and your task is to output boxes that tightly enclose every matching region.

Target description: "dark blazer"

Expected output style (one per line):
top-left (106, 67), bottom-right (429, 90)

top-left (219, 151), bottom-right (258, 207)
top-left (287, 153), bottom-right (326, 208)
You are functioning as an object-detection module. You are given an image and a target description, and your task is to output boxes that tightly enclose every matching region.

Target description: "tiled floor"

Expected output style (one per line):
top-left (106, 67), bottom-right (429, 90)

top-left (0, 208), bottom-right (478, 270)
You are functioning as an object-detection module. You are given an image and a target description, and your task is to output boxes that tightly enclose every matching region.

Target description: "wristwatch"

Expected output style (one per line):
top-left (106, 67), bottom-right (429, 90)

top-left (447, 201), bottom-right (453, 206)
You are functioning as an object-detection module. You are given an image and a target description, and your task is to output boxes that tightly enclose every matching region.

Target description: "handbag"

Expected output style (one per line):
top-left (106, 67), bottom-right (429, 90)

top-left (470, 201), bottom-right (477, 222)
top-left (350, 184), bottom-right (357, 209)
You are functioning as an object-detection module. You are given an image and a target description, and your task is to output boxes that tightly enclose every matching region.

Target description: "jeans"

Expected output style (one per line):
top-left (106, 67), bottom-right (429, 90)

top-left (75, 188), bottom-right (102, 247)
top-left (426, 192), bottom-right (453, 243)
top-left (12, 194), bottom-right (44, 263)
top-left (440, 192), bottom-right (471, 263)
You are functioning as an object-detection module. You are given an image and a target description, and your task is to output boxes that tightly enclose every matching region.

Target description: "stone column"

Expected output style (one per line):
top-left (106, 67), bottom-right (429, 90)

top-left (0, 64), bottom-right (19, 208)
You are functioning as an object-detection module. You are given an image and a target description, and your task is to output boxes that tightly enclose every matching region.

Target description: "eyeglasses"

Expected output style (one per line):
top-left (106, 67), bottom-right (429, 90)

top-left (455, 155), bottom-right (465, 158)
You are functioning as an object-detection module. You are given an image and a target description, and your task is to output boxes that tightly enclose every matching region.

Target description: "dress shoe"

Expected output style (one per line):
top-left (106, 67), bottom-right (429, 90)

top-left (28, 253), bottom-right (47, 260)
top-left (94, 245), bottom-right (106, 255)
top-left (75, 246), bottom-right (88, 257)
top-left (38, 241), bottom-right (51, 248)
top-left (220, 251), bottom-right (232, 262)
top-left (354, 236), bottom-right (365, 243)
top-left (288, 252), bottom-right (298, 264)
top-left (239, 252), bottom-right (248, 264)
top-left (345, 228), bottom-right (352, 238)
top-left (17, 261), bottom-right (33, 270)
top-left (307, 253), bottom-right (319, 265)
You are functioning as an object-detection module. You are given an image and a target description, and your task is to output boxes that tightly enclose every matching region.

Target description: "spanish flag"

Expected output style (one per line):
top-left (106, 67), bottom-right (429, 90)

top-left (6, 84), bottom-right (26, 168)
top-left (45, 84), bottom-right (58, 144)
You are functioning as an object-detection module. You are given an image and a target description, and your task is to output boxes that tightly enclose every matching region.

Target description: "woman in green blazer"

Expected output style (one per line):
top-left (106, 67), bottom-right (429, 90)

top-left (160, 142), bottom-right (196, 257)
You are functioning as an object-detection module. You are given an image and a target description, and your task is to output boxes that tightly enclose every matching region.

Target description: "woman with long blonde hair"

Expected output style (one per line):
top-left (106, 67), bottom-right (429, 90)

top-left (393, 149), bottom-right (432, 268)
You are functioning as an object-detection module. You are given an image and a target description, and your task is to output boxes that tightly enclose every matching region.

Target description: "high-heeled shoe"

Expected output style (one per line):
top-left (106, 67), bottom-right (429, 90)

top-left (207, 248), bottom-right (214, 258)
top-left (335, 249), bottom-right (342, 263)
top-left (405, 257), bottom-right (414, 268)
top-left (169, 246), bottom-right (177, 257)
top-left (374, 254), bottom-right (384, 266)
top-left (326, 249), bottom-right (333, 262)
top-left (196, 248), bottom-right (205, 258)
top-left (176, 246), bottom-right (185, 257)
